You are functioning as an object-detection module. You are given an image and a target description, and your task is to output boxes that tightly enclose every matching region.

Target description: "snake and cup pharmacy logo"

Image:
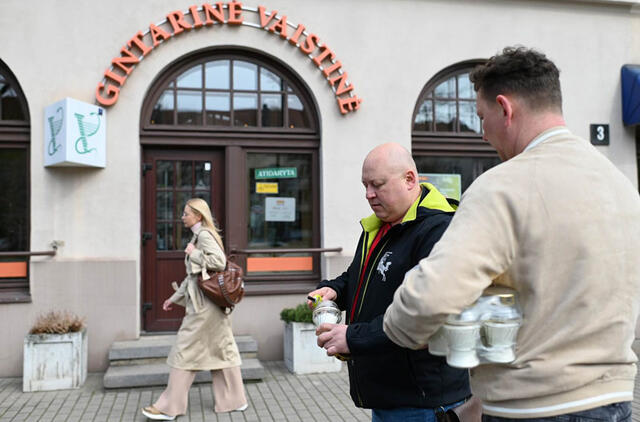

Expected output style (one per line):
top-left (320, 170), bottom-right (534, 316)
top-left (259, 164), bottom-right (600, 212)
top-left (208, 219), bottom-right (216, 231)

top-left (73, 111), bottom-right (101, 154)
top-left (47, 107), bottom-right (63, 156)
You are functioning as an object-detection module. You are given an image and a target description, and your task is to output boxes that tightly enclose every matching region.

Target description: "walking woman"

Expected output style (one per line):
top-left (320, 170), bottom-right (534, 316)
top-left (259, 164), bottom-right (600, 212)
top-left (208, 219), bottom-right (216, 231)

top-left (142, 198), bottom-right (248, 421)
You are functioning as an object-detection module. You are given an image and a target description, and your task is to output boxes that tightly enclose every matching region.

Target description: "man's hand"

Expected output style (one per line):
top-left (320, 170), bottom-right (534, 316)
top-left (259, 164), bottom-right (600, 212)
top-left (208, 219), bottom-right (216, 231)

top-left (316, 323), bottom-right (350, 356)
top-left (306, 287), bottom-right (337, 308)
top-left (162, 299), bottom-right (173, 311)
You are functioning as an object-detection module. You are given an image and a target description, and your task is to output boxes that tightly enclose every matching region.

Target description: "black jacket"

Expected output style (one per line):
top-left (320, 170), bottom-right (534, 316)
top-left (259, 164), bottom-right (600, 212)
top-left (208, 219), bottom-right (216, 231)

top-left (317, 184), bottom-right (470, 409)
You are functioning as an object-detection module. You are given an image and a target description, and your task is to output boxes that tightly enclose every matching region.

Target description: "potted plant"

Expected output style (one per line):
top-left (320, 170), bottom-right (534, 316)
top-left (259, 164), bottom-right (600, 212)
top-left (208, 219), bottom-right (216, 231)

top-left (23, 310), bottom-right (87, 392)
top-left (280, 303), bottom-right (342, 374)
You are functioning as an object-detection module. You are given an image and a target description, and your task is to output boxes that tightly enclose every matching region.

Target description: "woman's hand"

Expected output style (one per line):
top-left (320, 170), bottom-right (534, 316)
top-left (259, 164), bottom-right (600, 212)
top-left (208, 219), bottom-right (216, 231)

top-left (185, 243), bottom-right (196, 255)
top-left (163, 299), bottom-right (173, 311)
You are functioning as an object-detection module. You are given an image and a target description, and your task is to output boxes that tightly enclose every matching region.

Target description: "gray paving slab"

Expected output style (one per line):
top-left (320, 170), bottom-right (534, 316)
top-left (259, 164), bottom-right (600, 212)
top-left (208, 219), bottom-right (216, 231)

top-left (3, 361), bottom-right (640, 421)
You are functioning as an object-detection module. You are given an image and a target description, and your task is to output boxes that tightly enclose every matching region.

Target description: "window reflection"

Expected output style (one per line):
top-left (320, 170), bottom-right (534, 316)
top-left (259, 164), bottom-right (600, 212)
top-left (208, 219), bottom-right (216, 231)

top-left (414, 100), bottom-right (433, 131)
top-left (234, 93), bottom-right (257, 126)
top-left (177, 65), bottom-right (202, 89)
top-left (151, 90), bottom-right (174, 125)
top-left (233, 61), bottom-right (257, 90)
top-left (261, 94), bottom-right (282, 127)
top-left (206, 92), bottom-right (230, 126)
top-left (177, 91), bottom-right (202, 125)
top-left (435, 101), bottom-right (456, 131)
top-left (260, 68), bottom-right (281, 91)
top-left (205, 60), bottom-right (230, 90)
top-left (434, 77), bottom-right (456, 98)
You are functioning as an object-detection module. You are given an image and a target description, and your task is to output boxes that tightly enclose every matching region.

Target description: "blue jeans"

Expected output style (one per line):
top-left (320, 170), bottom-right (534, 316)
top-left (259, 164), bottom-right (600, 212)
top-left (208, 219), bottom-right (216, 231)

top-left (372, 400), bottom-right (465, 422)
top-left (481, 401), bottom-right (631, 422)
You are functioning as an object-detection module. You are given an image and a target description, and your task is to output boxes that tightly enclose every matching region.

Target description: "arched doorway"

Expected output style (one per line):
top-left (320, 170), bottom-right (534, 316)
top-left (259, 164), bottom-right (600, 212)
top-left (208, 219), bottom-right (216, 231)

top-left (140, 48), bottom-right (320, 331)
top-left (0, 60), bottom-right (31, 302)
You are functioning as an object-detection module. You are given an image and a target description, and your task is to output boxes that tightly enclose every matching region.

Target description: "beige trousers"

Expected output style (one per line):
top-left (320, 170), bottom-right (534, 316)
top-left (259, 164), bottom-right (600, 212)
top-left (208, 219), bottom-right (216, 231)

top-left (153, 366), bottom-right (247, 416)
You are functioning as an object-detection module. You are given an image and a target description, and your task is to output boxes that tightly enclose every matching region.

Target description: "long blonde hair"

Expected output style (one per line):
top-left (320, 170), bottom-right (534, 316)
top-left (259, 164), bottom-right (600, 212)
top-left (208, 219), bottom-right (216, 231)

top-left (186, 198), bottom-right (224, 252)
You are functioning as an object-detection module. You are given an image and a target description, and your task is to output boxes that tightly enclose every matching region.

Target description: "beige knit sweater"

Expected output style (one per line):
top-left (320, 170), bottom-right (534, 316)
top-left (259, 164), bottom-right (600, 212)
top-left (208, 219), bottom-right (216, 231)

top-left (383, 127), bottom-right (640, 418)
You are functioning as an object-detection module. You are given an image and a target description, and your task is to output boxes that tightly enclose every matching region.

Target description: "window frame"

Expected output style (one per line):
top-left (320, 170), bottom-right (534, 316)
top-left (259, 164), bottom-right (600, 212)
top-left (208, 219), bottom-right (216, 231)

top-left (412, 60), bottom-right (497, 158)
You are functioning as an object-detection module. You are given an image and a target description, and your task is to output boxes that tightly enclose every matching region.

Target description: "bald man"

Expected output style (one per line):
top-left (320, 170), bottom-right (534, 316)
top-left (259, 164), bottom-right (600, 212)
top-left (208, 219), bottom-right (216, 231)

top-left (307, 143), bottom-right (473, 421)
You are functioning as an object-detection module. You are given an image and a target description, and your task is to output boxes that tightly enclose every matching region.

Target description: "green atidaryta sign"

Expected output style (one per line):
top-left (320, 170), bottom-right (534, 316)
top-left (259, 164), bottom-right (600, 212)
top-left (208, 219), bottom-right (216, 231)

top-left (255, 167), bottom-right (297, 179)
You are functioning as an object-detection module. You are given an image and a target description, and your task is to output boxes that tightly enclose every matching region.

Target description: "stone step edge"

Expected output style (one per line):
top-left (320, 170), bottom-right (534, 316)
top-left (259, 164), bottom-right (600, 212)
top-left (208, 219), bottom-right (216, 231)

top-left (109, 335), bottom-right (257, 361)
top-left (103, 359), bottom-right (265, 389)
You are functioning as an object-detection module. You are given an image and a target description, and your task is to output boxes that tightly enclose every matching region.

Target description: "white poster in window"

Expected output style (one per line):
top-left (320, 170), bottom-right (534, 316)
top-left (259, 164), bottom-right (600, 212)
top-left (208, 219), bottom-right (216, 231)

top-left (419, 173), bottom-right (462, 201)
top-left (265, 197), bottom-right (296, 222)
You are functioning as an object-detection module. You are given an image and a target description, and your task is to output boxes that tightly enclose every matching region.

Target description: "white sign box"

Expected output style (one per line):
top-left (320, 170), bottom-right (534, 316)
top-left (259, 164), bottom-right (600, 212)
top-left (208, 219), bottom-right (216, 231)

top-left (44, 98), bottom-right (106, 167)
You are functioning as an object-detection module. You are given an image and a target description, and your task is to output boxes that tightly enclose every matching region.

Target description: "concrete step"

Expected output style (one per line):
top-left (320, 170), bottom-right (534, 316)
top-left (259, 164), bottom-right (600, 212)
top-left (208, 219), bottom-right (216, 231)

top-left (109, 335), bottom-right (257, 362)
top-left (103, 358), bottom-right (265, 389)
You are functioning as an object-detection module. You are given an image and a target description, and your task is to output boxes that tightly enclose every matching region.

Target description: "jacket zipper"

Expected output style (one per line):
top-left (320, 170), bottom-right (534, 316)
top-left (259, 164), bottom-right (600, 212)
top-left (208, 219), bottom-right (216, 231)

top-left (348, 359), bottom-right (365, 407)
top-left (405, 350), bottom-right (427, 401)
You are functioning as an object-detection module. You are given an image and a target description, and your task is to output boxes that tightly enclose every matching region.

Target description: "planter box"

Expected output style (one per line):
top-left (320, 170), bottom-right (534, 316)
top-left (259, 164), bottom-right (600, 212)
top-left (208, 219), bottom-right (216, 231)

top-left (23, 329), bottom-right (87, 392)
top-left (283, 322), bottom-right (342, 374)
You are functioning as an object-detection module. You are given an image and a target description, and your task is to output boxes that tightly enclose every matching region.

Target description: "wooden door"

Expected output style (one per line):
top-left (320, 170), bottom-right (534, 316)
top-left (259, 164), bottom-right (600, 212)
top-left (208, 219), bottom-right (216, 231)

top-left (142, 149), bottom-right (224, 331)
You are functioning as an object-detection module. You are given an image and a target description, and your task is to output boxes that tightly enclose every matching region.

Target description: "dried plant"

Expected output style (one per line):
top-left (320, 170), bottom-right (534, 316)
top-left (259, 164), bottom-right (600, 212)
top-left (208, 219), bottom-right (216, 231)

top-left (29, 310), bottom-right (86, 334)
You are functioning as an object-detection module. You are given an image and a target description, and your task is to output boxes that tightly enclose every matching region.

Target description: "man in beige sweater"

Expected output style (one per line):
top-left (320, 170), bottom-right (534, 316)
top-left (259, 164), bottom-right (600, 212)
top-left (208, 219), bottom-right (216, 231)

top-left (383, 46), bottom-right (640, 421)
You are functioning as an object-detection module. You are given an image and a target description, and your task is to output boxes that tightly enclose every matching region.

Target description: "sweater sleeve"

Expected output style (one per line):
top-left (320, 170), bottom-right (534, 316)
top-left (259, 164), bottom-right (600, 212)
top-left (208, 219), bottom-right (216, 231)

top-left (190, 230), bottom-right (226, 272)
top-left (383, 172), bottom-right (520, 350)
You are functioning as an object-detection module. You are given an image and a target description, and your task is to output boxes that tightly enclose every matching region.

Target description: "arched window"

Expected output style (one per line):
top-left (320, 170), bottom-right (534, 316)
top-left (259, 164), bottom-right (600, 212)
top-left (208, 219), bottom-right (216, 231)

top-left (412, 61), bottom-right (500, 200)
top-left (140, 49), bottom-right (321, 329)
top-left (0, 60), bottom-right (30, 302)
top-left (143, 52), bottom-right (316, 132)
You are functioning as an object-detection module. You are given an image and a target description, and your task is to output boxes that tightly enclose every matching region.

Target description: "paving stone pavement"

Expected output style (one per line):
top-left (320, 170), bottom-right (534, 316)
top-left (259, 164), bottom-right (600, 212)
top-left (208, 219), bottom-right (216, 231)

top-left (0, 361), bottom-right (370, 422)
top-left (2, 361), bottom-right (640, 421)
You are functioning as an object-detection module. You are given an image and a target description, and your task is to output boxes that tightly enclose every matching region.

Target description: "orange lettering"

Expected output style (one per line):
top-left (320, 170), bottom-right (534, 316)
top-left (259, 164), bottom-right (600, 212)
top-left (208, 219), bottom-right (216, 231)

top-left (149, 23), bottom-right (171, 47)
top-left (227, 2), bottom-right (243, 25)
top-left (258, 5), bottom-right (277, 28)
top-left (329, 72), bottom-right (353, 96)
top-left (167, 10), bottom-right (192, 35)
top-left (300, 33), bottom-right (319, 54)
top-left (202, 2), bottom-right (225, 25)
top-left (189, 5), bottom-right (204, 28)
top-left (288, 23), bottom-right (305, 45)
top-left (127, 31), bottom-right (152, 56)
top-left (104, 68), bottom-right (126, 85)
top-left (322, 60), bottom-right (342, 77)
top-left (112, 47), bottom-right (139, 75)
top-left (96, 82), bottom-right (120, 107)
top-left (337, 96), bottom-right (362, 114)
top-left (268, 15), bottom-right (288, 39)
top-left (312, 45), bottom-right (334, 66)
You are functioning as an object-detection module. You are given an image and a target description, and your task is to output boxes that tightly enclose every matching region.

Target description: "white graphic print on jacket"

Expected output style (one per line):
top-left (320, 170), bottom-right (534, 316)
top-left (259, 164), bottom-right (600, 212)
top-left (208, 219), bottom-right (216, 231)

top-left (377, 252), bottom-right (393, 282)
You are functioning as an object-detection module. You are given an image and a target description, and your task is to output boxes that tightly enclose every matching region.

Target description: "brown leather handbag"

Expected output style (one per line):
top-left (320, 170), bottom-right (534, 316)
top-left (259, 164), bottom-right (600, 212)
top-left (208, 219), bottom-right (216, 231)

top-left (197, 257), bottom-right (245, 312)
top-left (194, 232), bottom-right (245, 313)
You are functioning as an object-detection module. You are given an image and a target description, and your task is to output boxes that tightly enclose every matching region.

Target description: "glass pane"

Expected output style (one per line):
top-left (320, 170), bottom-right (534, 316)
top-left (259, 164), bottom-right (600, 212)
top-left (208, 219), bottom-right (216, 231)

top-left (261, 94), bottom-right (283, 127)
top-left (459, 101), bottom-right (481, 133)
top-left (205, 60), bottom-right (230, 89)
top-left (178, 226), bottom-right (191, 250)
top-left (234, 93), bottom-right (257, 127)
top-left (156, 192), bottom-right (173, 220)
top-left (205, 92), bottom-right (230, 126)
top-left (247, 152), bottom-right (314, 274)
top-left (0, 149), bottom-right (28, 251)
top-left (434, 76), bottom-right (456, 98)
top-left (176, 191), bottom-right (192, 221)
top-left (458, 73), bottom-right (476, 99)
top-left (233, 61), bottom-right (257, 90)
top-left (414, 155), bottom-right (501, 194)
top-left (177, 91), bottom-right (202, 125)
top-left (177, 161), bottom-right (193, 188)
top-left (194, 191), bottom-right (211, 204)
top-left (195, 161), bottom-right (211, 189)
top-left (176, 65), bottom-right (202, 89)
top-left (260, 67), bottom-right (281, 91)
top-left (150, 90), bottom-right (174, 125)
top-left (1, 87), bottom-right (25, 121)
top-left (288, 94), bottom-right (310, 128)
top-left (156, 161), bottom-right (173, 188)
top-left (156, 222), bottom-right (173, 251)
top-left (413, 100), bottom-right (433, 131)
top-left (435, 101), bottom-right (456, 131)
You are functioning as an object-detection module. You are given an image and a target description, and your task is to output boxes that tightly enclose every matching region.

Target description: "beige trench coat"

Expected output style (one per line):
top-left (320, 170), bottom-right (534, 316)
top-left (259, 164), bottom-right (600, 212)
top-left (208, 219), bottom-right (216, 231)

top-left (167, 228), bottom-right (242, 371)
